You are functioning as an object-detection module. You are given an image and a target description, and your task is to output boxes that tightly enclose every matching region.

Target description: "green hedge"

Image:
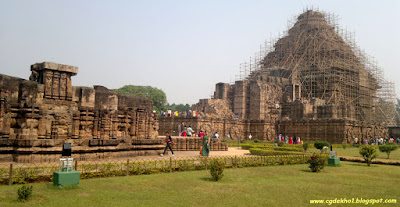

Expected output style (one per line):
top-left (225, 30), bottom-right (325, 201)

top-left (241, 144), bottom-right (273, 150)
top-left (273, 147), bottom-right (304, 152)
top-left (249, 148), bottom-right (305, 156)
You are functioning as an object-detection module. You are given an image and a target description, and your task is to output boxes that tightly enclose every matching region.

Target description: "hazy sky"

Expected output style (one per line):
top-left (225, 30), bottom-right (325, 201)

top-left (0, 0), bottom-right (399, 104)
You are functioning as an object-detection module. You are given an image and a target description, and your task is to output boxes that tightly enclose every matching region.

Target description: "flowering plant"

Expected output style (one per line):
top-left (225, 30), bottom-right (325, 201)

top-left (209, 159), bottom-right (224, 181)
top-left (308, 153), bottom-right (326, 172)
top-left (359, 145), bottom-right (378, 166)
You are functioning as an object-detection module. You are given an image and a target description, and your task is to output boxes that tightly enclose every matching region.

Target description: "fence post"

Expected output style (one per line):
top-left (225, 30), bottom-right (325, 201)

top-left (8, 163), bottom-right (13, 185)
top-left (170, 157), bottom-right (172, 173)
top-left (205, 157), bottom-right (208, 170)
top-left (235, 155), bottom-right (237, 168)
top-left (126, 159), bottom-right (129, 176)
top-left (303, 154), bottom-right (305, 164)
top-left (74, 160), bottom-right (78, 171)
top-left (260, 156), bottom-right (262, 166)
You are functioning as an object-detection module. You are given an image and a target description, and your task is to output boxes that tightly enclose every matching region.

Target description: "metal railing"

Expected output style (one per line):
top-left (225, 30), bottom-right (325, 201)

top-left (0, 154), bottom-right (311, 185)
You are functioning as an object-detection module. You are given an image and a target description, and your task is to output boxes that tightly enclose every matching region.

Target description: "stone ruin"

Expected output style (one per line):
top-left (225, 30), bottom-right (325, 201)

top-left (0, 62), bottom-right (164, 162)
top-left (159, 10), bottom-right (395, 143)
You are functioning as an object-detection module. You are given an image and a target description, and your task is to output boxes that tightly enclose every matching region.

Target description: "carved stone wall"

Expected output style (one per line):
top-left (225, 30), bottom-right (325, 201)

top-left (0, 62), bottom-right (161, 162)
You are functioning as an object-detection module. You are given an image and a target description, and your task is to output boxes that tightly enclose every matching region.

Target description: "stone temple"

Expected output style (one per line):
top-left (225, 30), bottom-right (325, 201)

top-left (159, 10), bottom-right (397, 143)
top-left (0, 62), bottom-right (162, 162)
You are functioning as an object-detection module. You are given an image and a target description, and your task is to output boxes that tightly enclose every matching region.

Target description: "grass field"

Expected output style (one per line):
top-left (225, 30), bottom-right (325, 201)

top-left (0, 162), bottom-right (399, 207)
top-left (308, 147), bottom-right (400, 161)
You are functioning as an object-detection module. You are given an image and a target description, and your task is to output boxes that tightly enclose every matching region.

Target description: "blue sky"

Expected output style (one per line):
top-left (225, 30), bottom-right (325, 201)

top-left (0, 0), bottom-right (399, 104)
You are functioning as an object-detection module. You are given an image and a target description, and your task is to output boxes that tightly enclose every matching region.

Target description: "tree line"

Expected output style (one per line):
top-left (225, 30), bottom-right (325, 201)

top-left (113, 85), bottom-right (193, 114)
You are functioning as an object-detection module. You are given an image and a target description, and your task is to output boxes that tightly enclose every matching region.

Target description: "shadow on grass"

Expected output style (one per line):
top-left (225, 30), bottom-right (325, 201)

top-left (200, 177), bottom-right (217, 182)
top-left (344, 162), bottom-right (379, 167)
top-left (45, 183), bottom-right (81, 190)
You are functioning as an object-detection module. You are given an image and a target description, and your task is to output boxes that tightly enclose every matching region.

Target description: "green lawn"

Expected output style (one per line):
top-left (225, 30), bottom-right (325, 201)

top-left (308, 147), bottom-right (400, 161)
top-left (0, 162), bottom-right (399, 207)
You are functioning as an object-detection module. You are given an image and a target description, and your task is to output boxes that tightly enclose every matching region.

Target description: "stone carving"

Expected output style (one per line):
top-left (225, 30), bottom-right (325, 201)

top-left (0, 62), bottom-right (163, 163)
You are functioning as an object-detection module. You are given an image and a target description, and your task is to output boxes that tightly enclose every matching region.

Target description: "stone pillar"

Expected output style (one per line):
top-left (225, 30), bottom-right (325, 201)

top-left (59, 73), bottom-right (67, 100)
top-left (66, 75), bottom-right (73, 100)
top-left (44, 70), bottom-right (53, 99)
top-left (52, 71), bottom-right (60, 99)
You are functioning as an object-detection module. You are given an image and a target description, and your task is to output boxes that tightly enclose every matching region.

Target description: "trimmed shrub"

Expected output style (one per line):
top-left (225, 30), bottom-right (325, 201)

top-left (253, 139), bottom-right (261, 143)
top-left (308, 153), bottom-right (326, 172)
top-left (249, 148), bottom-right (305, 156)
top-left (17, 185), bottom-right (33, 202)
top-left (273, 147), bottom-right (303, 152)
top-left (209, 159), bottom-right (224, 181)
top-left (314, 141), bottom-right (331, 151)
top-left (378, 144), bottom-right (398, 159)
top-left (341, 142), bottom-right (347, 150)
top-left (277, 141), bottom-right (284, 147)
top-left (359, 145), bottom-right (378, 166)
top-left (303, 142), bottom-right (309, 152)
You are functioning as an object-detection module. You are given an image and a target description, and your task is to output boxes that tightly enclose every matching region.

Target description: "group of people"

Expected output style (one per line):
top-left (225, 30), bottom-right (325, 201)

top-left (276, 134), bottom-right (302, 145)
top-left (161, 123), bottom-right (215, 157)
top-left (353, 137), bottom-right (400, 145)
top-left (178, 122), bottom-right (195, 137)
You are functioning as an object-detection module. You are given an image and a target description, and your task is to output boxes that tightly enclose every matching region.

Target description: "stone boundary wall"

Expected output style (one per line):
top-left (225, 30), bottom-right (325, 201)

top-left (278, 119), bottom-right (389, 143)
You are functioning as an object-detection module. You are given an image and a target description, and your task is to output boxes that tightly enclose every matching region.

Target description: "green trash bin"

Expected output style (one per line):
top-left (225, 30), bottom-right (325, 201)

top-left (53, 158), bottom-right (80, 187)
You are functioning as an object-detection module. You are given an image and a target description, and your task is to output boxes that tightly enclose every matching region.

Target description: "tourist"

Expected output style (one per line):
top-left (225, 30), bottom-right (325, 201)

top-left (178, 122), bottom-right (184, 136)
top-left (160, 132), bottom-right (174, 157)
top-left (293, 135), bottom-right (297, 144)
top-left (285, 136), bottom-right (289, 144)
top-left (227, 133), bottom-right (231, 141)
top-left (201, 131), bottom-right (211, 157)
top-left (297, 137), bottom-right (301, 144)
top-left (198, 130), bottom-right (204, 138)
top-left (213, 132), bottom-right (219, 140)
top-left (186, 126), bottom-right (194, 137)
top-left (289, 137), bottom-right (293, 145)
top-left (182, 125), bottom-right (187, 136)
top-left (249, 133), bottom-right (252, 140)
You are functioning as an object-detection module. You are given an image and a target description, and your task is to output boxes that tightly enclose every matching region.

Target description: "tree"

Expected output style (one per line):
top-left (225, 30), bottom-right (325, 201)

top-left (113, 85), bottom-right (167, 113)
top-left (314, 141), bottom-right (330, 152)
top-left (165, 103), bottom-right (194, 112)
top-left (359, 145), bottom-right (378, 166)
top-left (378, 144), bottom-right (398, 159)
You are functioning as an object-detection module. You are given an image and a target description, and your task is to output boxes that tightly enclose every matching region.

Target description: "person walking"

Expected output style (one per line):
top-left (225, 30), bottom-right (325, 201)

top-left (201, 131), bottom-right (211, 157)
top-left (249, 133), bottom-right (252, 140)
top-left (160, 132), bottom-right (174, 157)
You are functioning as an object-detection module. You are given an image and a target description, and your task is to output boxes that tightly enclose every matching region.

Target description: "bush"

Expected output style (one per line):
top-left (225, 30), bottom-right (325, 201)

top-left (303, 142), bottom-right (309, 152)
top-left (277, 141), bottom-right (284, 147)
top-left (359, 145), bottom-right (378, 166)
top-left (209, 159), bottom-right (224, 181)
top-left (308, 153), bottom-right (326, 172)
top-left (314, 141), bottom-right (331, 151)
top-left (342, 142), bottom-right (347, 150)
top-left (378, 144), bottom-right (398, 159)
top-left (253, 139), bottom-right (260, 143)
top-left (240, 144), bottom-right (253, 150)
top-left (17, 185), bottom-right (33, 202)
